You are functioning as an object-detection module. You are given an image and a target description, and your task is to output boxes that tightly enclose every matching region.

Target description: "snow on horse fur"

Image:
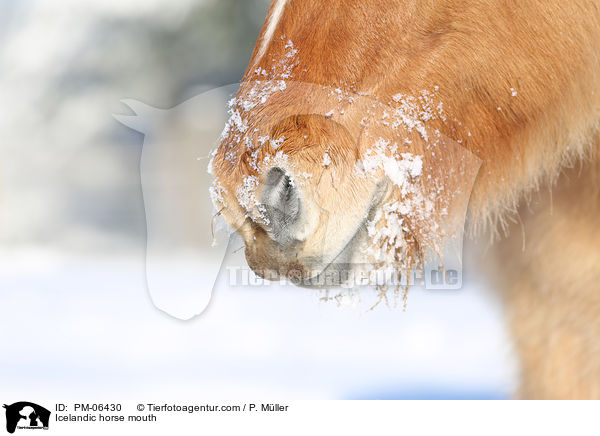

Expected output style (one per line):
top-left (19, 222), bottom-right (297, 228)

top-left (211, 0), bottom-right (600, 398)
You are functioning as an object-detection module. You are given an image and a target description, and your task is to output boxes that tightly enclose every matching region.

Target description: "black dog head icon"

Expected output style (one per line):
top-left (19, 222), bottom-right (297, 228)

top-left (3, 402), bottom-right (50, 434)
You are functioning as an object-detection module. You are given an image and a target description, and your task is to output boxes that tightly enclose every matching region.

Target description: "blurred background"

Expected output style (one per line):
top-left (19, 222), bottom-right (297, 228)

top-left (0, 0), bottom-right (516, 400)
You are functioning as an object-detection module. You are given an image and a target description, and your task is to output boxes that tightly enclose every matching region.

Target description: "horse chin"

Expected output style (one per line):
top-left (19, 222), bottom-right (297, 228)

top-left (289, 181), bottom-right (390, 289)
top-left (289, 224), bottom-right (369, 289)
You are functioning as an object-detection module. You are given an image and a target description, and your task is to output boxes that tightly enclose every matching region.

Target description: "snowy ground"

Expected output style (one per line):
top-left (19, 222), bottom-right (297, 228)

top-left (0, 248), bottom-right (516, 400)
